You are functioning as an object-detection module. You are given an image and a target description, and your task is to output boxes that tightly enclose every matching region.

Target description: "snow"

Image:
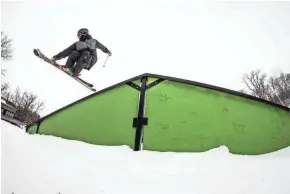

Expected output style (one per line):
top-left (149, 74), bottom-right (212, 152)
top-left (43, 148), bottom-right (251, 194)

top-left (1, 120), bottom-right (290, 194)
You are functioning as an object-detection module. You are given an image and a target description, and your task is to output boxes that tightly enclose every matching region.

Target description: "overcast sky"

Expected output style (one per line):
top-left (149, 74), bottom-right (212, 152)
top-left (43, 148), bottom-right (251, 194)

top-left (2, 0), bottom-right (290, 116)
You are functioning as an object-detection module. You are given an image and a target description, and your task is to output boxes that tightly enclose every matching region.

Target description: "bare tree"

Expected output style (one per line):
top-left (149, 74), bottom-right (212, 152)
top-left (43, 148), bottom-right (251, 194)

top-left (1, 82), bottom-right (9, 92)
top-left (1, 31), bottom-right (45, 124)
top-left (269, 73), bottom-right (290, 101)
top-left (241, 69), bottom-right (290, 106)
top-left (1, 31), bottom-right (12, 86)
top-left (1, 31), bottom-right (13, 60)
top-left (242, 70), bottom-right (271, 100)
top-left (4, 87), bottom-right (44, 124)
top-left (1, 83), bottom-right (13, 102)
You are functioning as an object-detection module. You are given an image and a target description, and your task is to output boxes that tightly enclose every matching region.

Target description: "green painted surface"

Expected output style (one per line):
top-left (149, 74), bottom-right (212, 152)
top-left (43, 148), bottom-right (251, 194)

top-left (133, 79), bottom-right (140, 86)
top-left (132, 78), bottom-right (157, 86)
top-left (27, 124), bottom-right (37, 134)
top-left (26, 75), bottom-right (290, 155)
top-left (27, 85), bottom-right (139, 148)
top-left (147, 77), bottom-right (158, 85)
top-left (144, 80), bottom-right (290, 154)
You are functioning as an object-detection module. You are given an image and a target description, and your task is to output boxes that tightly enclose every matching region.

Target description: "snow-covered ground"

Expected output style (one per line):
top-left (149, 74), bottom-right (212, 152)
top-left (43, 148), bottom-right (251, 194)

top-left (1, 120), bottom-right (290, 194)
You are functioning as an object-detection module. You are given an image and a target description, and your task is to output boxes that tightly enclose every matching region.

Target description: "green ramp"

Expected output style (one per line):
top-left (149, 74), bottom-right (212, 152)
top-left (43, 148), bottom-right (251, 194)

top-left (26, 76), bottom-right (142, 148)
top-left (26, 73), bottom-right (290, 155)
top-left (143, 77), bottom-right (290, 155)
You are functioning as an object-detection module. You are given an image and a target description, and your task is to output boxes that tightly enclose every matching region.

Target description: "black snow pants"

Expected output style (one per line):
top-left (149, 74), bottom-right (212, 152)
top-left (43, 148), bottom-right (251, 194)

top-left (65, 50), bottom-right (92, 76)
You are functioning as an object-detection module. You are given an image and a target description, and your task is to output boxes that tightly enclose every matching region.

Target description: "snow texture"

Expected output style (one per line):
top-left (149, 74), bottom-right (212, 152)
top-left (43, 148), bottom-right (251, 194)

top-left (1, 120), bottom-right (290, 194)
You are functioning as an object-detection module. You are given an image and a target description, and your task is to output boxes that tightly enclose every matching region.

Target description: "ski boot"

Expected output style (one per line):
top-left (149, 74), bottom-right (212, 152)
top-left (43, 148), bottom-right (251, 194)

top-left (61, 67), bottom-right (81, 77)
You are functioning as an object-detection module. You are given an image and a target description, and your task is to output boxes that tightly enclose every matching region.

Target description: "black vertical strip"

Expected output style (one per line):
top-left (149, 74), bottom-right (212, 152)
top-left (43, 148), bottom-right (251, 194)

top-left (36, 120), bottom-right (42, 134)
top-left (133, 76), bottom-right (148, 151)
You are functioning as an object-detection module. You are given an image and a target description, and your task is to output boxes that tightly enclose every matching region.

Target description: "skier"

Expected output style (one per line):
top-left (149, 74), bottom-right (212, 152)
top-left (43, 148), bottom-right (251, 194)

top-left (50, 28), bottom-right (112, 77)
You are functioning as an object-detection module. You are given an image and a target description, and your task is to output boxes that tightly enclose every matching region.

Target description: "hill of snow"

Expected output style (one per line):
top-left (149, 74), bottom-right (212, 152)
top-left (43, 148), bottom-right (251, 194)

top-left (1, 120), bottom-right (290, 194)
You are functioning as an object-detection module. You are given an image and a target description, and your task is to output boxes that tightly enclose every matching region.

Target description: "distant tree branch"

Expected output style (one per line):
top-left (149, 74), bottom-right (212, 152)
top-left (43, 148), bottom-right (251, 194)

top-left (2, 69), bottom-right (7, 76)
top-left (1, 31), bottom-right (13, 60)
top-left (1, 82), bottom-right (9, 92)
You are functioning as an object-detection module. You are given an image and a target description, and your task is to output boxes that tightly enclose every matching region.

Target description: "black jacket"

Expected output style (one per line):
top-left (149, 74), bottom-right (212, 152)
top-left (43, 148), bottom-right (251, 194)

top-left (53, 38), bottom-right (110, 70)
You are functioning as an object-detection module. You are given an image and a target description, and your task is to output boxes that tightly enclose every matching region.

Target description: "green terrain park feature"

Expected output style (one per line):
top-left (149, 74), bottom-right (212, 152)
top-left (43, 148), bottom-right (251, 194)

top-left (26, 73), bottom-right (290, 155)
top-left (27, 84), bottom-right (140, 148)
top-left (144, 80), bottom-right (290, 154)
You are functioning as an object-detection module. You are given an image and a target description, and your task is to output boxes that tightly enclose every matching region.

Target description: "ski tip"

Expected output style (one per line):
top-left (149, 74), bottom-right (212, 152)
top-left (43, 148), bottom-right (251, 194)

top-left (33, 49), bottom-right (39, 56)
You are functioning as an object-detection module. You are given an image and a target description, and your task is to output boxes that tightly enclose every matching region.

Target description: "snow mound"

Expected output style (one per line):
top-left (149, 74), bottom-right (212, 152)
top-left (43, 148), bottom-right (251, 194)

top-left (1, 120), bottom-right (290, 194)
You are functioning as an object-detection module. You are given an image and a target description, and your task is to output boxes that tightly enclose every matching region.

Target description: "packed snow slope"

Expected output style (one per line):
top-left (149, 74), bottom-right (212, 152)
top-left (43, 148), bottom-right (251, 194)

top-left (2, 120), bottom-right (290, 194)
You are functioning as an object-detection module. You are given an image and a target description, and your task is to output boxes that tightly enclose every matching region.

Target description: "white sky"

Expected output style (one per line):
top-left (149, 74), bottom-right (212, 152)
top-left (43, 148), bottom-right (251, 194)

top-left (1, 0), bottom-right (290, 116)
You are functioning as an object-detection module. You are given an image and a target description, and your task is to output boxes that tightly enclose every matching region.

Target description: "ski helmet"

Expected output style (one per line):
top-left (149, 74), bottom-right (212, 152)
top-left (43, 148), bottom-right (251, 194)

top-left (77, 28), bottom-right (89, 39)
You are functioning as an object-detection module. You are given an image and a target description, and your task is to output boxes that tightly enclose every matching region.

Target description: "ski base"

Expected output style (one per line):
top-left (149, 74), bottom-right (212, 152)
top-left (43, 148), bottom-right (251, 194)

top-left (33, 48), bottom-right (96, 92)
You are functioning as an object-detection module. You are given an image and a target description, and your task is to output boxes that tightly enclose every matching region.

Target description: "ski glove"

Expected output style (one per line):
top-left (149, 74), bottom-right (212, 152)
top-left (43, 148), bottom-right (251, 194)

top-left (107, 50), bottom-right (112, 56)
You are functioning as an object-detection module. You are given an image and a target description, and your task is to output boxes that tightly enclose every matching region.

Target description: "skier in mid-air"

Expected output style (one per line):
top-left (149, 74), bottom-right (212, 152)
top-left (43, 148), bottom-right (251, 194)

top-left (51, 28), bottom-right (112, 77)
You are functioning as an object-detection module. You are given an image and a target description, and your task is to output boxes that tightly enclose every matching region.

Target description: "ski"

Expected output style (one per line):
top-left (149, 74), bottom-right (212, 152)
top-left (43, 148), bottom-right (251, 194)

top-left (33, 48), bottom-right (96, 92)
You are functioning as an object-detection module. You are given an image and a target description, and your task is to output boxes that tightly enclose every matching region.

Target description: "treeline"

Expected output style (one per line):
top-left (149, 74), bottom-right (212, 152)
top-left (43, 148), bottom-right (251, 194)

top-left (240, 69), bottom-right (290, 106)
top-left (1, 31), bottom-right (44, 125)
